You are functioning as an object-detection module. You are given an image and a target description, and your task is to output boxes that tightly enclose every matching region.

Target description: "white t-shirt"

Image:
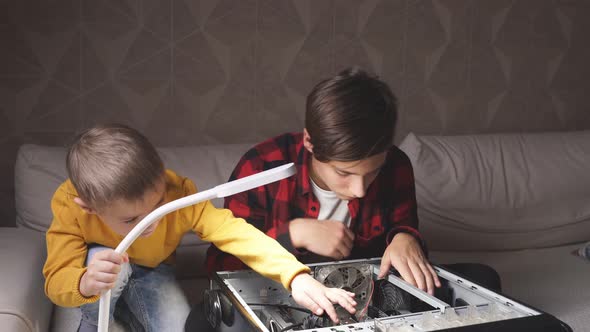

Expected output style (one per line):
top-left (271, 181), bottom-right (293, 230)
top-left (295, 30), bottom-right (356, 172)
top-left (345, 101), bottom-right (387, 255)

top-left (310, 178), bottom-right (352, 227)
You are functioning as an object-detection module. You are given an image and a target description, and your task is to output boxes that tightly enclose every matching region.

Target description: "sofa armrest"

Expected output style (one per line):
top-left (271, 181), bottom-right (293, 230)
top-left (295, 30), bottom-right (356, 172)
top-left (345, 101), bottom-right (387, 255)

top-left (0, 227), bottom-right (52, 332)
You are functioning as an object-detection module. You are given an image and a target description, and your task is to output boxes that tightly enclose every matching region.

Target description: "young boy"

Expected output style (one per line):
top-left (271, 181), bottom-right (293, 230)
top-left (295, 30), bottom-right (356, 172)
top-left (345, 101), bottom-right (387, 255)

top-left (42, 124), bottom-right (356, 331)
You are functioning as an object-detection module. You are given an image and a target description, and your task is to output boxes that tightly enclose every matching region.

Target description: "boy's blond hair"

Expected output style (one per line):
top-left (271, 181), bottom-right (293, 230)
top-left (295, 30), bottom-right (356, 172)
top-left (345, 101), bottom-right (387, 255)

top-left (66, 124), bottom-right (164, 209)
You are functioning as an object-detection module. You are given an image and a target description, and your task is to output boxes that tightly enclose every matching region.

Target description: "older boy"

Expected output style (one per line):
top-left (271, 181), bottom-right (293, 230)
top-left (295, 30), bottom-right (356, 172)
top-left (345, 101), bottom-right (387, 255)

top-left (206, 68), bottom-right (500, 295)
top-left (43, 124), bottom-right (356, 332)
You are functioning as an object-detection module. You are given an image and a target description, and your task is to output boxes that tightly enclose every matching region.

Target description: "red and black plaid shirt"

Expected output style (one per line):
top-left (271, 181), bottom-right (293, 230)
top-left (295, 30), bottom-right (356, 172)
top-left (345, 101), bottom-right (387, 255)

top-left (206, 132), bottom-right (424, 274)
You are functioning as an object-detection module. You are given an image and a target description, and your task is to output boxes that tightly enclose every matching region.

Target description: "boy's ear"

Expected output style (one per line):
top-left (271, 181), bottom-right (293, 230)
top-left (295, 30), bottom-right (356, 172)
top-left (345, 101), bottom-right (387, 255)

top-left (303, 128), bottom-right (314, 154)
top-left (73, 197), bottom-right (97, 214)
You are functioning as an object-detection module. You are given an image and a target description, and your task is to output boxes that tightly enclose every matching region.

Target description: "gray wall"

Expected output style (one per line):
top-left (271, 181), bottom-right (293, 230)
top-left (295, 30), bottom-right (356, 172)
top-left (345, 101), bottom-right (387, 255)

top-left (2, 0), bottom-right (590, 226)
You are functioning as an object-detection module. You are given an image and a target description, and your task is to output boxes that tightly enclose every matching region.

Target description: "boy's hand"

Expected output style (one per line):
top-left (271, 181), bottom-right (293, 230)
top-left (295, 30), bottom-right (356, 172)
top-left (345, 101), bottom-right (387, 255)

top-left (378, 232), bottom-right (441, 295)
top-left (289, 218), bottom-right (355, 260)
top-left (290, 273), bottom-right (357, 323)
top-left (79, 249), bottom-right (129, 297)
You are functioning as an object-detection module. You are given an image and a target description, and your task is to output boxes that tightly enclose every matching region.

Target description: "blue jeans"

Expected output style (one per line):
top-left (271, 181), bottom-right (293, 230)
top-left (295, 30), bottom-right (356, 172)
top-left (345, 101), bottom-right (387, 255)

top-left (79, 246), bottom-right (190, 332)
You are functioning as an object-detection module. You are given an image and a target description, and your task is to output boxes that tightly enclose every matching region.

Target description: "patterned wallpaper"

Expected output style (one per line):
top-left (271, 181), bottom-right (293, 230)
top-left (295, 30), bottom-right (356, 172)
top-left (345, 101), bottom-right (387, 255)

top-left (1, 0), bottom-right (590, 226)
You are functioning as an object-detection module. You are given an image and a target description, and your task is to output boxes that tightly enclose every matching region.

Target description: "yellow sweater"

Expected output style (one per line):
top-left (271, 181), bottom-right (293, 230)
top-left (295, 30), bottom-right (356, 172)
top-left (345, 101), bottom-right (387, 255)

top-left (43, 169), bottom-right (310, 307)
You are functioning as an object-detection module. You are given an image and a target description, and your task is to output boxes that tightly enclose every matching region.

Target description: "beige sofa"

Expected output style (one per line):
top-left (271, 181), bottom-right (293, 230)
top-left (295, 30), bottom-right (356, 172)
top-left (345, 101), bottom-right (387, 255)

top-left (2, 131), bottom-right (589, 331)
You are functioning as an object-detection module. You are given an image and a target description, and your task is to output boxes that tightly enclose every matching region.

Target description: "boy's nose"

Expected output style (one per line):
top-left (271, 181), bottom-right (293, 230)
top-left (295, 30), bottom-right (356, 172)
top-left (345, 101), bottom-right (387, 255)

top-left (350, 179), bottom-right (366, 198)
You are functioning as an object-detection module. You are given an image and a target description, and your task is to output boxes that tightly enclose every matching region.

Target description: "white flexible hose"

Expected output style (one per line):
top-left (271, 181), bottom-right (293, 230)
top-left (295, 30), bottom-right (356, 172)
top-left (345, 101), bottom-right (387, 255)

top-left (97, 163), bottom-right (296, 331)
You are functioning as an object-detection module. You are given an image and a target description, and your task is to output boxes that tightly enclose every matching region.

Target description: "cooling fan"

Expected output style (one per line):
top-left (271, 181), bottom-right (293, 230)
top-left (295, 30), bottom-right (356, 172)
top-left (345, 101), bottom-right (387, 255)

top-left (315, 263), bottom-right (374, 322)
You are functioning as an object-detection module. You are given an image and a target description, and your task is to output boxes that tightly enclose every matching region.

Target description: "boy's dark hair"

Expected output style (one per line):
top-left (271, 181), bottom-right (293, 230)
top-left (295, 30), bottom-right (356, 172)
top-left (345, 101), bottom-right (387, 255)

top-left (66, 124), bottom-right (164, 209)
top-left (305, 67), bottom-right (397, 162)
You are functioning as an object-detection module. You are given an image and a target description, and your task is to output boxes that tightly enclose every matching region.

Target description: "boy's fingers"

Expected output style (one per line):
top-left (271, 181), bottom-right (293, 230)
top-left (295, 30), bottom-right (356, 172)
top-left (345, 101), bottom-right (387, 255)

top-left (326, 290), bottom-right (356, 314)
top-left (92, 271), bottom-right (118, 284)
top-left (341, 234), bottom-right (354, 252)
top-left (95, 281), bottom-right (116, 292)
top-left (86, 280), bottom-right (116, 295)
top-left (94, 250), bottom-right (125, 265)
top-left (336, 243), bottom-right (351, 259)
top-left (343, 228), bottom-right (355, 243)
top-left (332, 289), bottom-right (357, 307)
top-left (298, 293), bottom-right (324, 316)
top-left (398, 264), bottom-right (417, 289)
top-left (378, 257), bottom-right (390, 279)
top-left (419, 263), bottom-right (434, 295)
top-left (96, 261), bottom-right (121, 274)
top-left (427, 264), bottom-right (442, 288)
top-left (312, 293), bottom-right (338, 323)
top-left (409, 262), bottom-right (426, 292)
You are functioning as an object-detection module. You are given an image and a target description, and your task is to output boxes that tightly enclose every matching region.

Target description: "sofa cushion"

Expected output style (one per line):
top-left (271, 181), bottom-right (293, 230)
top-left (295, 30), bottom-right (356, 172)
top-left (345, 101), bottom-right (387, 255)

top-left (14, 146), bottom-right (67, 233)
top-left (15, 143), bottom-right (253, 235)
top-left (399, 131), bottom-right (590, 251)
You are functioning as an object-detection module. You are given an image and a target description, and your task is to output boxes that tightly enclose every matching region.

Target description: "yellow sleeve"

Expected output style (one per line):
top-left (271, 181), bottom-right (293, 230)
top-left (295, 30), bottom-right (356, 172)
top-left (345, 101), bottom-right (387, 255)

top-left (42, 184), bottom-right (99, 307)
top-left (181, 179), bottom-right (310, 290)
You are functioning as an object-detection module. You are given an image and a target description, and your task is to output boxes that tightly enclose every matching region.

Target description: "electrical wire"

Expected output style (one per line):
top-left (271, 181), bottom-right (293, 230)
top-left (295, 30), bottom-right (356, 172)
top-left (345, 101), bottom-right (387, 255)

top-left (246, 303), bottom-right (312, 314)
top-left (356, 278), bottom-right (375, 320)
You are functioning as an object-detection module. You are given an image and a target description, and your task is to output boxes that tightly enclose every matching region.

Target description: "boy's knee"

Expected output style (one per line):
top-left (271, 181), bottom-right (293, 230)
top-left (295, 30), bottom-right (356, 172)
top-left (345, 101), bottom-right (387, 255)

top-left (79, 262), bottom-right (132, 325)
top-left (112, 262), bottom-right (132, 294)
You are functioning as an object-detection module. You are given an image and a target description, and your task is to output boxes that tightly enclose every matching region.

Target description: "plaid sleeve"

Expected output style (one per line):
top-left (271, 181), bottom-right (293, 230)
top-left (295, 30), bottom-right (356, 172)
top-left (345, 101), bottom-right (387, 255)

top-left (225, 153), bottom-right (269, 229)
top-left (206, 150), bottom-right (267, 273)
top-left (384, 150), bottom-right (427, 254)
top-left (225, 149), bottom-right (299, 250)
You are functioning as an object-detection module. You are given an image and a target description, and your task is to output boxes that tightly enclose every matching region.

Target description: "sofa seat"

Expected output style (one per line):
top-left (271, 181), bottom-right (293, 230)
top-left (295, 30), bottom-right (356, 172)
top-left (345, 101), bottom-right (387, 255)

top-left (0, 228), bottom-right (51, 332)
